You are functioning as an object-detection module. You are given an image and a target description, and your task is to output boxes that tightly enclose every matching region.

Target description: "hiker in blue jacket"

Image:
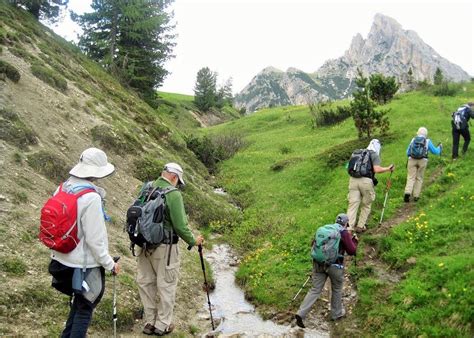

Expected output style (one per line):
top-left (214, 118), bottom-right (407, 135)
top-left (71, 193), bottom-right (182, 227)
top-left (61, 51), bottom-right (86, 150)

top-left (451, 102), bottom-right (474, 159)
top-left (403, 127), bottom-right (442, 202)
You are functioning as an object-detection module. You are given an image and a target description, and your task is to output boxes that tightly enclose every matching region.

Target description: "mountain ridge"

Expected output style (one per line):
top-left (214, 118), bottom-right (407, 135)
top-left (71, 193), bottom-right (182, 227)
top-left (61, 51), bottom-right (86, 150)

top-left (235, 13), bottom-right (471, 112)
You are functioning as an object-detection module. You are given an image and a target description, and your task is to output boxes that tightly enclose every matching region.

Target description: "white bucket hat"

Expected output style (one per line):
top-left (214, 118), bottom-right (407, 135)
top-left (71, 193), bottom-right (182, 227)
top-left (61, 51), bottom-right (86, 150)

top-left (69, 148), bottom-right (115, 179)
top-left (164, 162), bottom-right (185, 185)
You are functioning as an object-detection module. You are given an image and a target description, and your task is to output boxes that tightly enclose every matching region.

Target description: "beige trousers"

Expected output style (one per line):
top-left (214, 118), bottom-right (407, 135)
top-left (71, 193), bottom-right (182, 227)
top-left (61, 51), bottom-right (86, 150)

top-left (347, 177), bottom-right (375, 230)
top-left (404, 158), bottom-right (428, 198)
top-left (136, 244), bottom-right (180, 331)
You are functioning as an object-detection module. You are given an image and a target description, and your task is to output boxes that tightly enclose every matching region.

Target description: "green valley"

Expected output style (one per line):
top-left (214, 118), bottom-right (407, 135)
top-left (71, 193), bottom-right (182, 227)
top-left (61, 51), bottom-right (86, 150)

top-left (208, 84), bottom-right (474, 336)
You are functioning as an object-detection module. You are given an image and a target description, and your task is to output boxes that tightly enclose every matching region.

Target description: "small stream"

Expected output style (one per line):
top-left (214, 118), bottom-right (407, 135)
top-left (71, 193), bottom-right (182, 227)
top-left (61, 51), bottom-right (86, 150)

top-left (201, 244), bottom-right (329, 337)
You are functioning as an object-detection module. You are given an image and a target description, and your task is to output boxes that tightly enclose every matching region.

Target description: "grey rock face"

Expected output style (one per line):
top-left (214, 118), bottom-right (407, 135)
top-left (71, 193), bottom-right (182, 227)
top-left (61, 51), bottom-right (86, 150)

top-left (235, 13), bottom-right (471, 113)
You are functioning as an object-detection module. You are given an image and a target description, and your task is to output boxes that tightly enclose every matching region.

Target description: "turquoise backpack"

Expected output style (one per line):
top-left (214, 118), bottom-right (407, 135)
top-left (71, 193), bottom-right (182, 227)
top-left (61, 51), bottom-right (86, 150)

top-left (311, 223), bottom-right (344, 264)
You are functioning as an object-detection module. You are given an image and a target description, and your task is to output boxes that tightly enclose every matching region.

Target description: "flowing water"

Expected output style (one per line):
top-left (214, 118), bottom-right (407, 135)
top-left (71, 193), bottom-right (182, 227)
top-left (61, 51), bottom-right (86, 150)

top-left (201, 244), bottom-right (329, 337)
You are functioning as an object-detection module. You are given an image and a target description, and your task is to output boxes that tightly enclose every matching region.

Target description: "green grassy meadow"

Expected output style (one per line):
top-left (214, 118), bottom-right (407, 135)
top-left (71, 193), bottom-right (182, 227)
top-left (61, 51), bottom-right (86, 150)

top-left (209, 84), bottom-right (474, 335)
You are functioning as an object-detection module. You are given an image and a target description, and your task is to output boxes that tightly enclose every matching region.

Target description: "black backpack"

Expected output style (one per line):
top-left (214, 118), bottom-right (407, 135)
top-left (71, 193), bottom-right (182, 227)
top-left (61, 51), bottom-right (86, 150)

top-left (125, 182), bottom-right (176, 255)
top-left (348, 149), bottom-right (373, 178)
top-left (452, 106), bottom-right (468, 130)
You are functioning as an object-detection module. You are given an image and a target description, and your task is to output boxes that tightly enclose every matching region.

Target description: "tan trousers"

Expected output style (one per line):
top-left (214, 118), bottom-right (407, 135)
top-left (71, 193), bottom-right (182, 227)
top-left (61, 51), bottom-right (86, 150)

top-left (347, 177), bottom-right (375, 230)
top-left (137, 244), bottom-right (180, 332)
top-left (404, 158), bottom-right (428, 198)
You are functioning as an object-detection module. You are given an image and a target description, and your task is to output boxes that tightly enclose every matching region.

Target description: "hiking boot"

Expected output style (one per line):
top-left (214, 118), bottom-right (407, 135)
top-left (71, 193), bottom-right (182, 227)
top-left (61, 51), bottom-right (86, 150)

top-left (414, 197), bottom-right (419, 202)
top-left (404, 193), bottom-right (410, 203)
top-left (355, 226), bottom-right (367, 234)
top-left (295, 314), bottom-right (305, 328)
top-left (143, 323), bottom-right (156, 335)
top-left (332, 309), bottom-right (346, 321)
top-left (154, 324), bottom-right (175, 336)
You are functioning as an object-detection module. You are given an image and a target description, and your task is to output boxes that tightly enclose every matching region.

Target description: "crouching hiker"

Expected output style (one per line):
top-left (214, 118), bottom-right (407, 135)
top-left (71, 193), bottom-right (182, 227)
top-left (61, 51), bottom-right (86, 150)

top-left (347, 139), bottom-right (394, 233)
top-left (404, 127), bottom-right (442, 202)
top-left (130, 163), bottom-right (204, 335)
top-left (40, 148), bottom-right (120, 337)
top-left (294, 214), bottom-right (358, 328)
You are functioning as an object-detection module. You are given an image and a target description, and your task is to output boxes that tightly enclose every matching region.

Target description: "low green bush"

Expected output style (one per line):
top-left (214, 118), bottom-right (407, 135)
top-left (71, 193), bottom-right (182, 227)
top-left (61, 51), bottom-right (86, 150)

top-left (31, 63), bottom-right (67, 92)
top-left (1, 257), bottom-right (27, 275)
top-left (319, 134), bottom-right (396, 167)
top-left (432, 81), bottom-right (459, 97)
top-left (90, 125), bottom-right (142, 155)
top-left (8, 46), bottom-right (36, 62)
top-left (27, 150), bottom-right (68, 182)
top-left (0, 59), bottom-right (20, 82)
top-left (0, 108), bottom-right (37, 149)
top-left (309, 101), bottom-right (351, 128)
top-left (185, 133), bottom-right (246, 174)
top-left (132, 155), bottom-right (164, 182)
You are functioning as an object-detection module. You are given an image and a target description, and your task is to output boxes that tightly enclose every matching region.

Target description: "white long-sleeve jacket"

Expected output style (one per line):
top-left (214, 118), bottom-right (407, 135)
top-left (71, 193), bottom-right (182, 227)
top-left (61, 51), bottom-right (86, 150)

top-left (51, 177), bottom-right (115, 271)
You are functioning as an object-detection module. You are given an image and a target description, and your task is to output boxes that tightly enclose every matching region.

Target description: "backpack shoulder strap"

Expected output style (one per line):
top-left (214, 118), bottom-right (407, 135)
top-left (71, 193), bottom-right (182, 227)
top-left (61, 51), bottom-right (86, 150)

top-left (74, 188), bottom-right (96, 198)
top-left (160, 186), bottom-right (178, 195)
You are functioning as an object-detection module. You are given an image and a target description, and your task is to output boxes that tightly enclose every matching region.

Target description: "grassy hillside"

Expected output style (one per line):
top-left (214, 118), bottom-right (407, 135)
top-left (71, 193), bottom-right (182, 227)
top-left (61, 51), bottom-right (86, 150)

top-left (156, 91), bottom-right (241, 131)
top-left (209, 84), bottom-right (474, 335)
top-left (0, 2), bottom-right (238, 336)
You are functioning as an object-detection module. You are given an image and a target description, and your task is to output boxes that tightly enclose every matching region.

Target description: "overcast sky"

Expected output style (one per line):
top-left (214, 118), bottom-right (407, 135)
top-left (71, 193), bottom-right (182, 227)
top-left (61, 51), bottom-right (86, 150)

top-left (51, 0), bottom-right (473, 95)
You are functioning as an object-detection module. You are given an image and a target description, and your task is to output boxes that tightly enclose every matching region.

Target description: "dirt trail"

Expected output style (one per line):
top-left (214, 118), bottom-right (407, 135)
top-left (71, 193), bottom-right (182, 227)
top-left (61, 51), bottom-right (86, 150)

top-left (270, 166), bottom-right (446, 336)
top-left (330, 165), bottom-right (445, 336)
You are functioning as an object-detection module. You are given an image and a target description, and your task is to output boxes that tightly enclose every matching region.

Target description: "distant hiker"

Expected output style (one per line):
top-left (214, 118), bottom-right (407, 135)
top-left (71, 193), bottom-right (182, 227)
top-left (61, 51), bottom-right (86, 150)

top-left (295, 214), bottom-right (358, 328)
top-left (347, 139), bottom-right (394, 233)
top-left (451, 102), bottom-right (474, 159)
top-left (135, 163), bottom-right (204, 336)
top-left (403, 127), bottom-right (442, 202)
top-left (45, 148), bottom-right (119, 338)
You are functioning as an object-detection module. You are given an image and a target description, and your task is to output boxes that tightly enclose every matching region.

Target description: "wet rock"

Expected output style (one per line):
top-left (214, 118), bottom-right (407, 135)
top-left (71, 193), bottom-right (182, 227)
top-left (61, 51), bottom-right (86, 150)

top-left (0, 195), bottom-right (7, 201)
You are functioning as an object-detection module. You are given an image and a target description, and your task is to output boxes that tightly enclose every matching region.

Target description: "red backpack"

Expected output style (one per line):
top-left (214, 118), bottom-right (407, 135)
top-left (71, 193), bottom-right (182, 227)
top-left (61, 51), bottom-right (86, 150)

top-left (39, 184), bottom-right (96, 253)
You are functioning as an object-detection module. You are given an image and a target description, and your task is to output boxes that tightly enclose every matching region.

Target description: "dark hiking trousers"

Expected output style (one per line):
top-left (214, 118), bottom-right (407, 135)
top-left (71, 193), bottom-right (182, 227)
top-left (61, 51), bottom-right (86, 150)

top-left (452, 127), bottom-right (470, 158)
top-left (297, 261), bottom-right (344, 320)
top-left (61, 268), bottom-right (105, 338)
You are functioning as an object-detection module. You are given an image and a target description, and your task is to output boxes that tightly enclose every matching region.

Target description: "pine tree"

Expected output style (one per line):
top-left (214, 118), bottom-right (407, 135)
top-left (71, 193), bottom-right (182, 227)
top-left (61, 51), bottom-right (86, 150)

top-left (74, 0), bottom-right (176, 105)
top-left (194, 67), bottom-right (217, 112)
top-left (368, 73), bottom-right (399, 104)
top-left (434, 67), bottom-right (444, 85)
top-left (116, 0), bottom-right (175, 103)
top-left (73, 0), bottom-right (119, 69)
top-left (406, 67), bottom-right (414, 90)
top-left (350, 69), bottom-right (390, 138)
top-left (216, 77), bottom-right (233, 108)
top-left (10, 0), bottom-right (68, 22)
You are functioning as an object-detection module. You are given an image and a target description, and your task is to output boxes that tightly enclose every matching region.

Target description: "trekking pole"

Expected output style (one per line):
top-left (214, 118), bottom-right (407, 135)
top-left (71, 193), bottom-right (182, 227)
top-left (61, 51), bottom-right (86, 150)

top-left (198, 245), bottom-right (215, 330)
top-left (379, 171), bottom-right (393, 225)
top-left (112, 256), bottom-right (120, 338)
top-left (292, 275), bottom-right (311, 301)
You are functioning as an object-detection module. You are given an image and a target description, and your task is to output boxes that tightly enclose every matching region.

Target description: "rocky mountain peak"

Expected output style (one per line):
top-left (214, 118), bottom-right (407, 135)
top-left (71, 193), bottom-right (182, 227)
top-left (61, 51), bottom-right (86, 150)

top-left (371, 13), bottom-right (402, 35)
top-left (260, 66), bottom-right (283, 74)
top-left (235, 13), bottom-right (471, 113)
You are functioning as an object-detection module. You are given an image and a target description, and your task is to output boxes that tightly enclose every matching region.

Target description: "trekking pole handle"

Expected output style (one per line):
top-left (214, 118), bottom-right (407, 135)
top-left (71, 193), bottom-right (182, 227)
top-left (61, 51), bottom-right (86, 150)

top-left (112, 256), bottom-right (120, 275)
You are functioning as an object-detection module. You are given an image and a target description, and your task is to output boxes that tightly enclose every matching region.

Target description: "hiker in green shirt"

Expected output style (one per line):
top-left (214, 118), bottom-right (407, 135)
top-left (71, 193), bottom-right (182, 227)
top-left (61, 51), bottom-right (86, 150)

top-left (136, 163), bottom-right (204, 336)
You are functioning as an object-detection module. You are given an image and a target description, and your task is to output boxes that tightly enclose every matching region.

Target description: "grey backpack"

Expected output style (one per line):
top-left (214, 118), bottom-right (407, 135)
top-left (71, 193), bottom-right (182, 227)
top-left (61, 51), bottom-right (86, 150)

top-left (126, 182), bottom-right (176, 255)
top-left (348, 149), bottom-right (373, 178)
